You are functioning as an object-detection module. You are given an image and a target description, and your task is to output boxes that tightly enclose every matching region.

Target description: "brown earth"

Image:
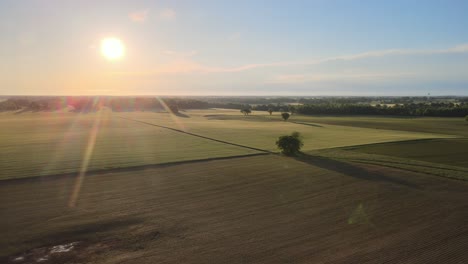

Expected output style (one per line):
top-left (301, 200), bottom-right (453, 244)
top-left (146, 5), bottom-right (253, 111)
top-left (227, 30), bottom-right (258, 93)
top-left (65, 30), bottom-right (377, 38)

top-left (1, 154), bottom-right (467, 263)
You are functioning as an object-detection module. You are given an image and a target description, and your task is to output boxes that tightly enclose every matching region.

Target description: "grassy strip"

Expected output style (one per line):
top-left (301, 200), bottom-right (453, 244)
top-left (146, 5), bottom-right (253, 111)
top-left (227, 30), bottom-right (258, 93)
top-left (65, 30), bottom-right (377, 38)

top-left (310, 148), bottom-right (468, 181)
top-left (0, 113), bottom-right (260, 180)
top-left (290, 115), bottom-right (468, 137)
top-left (344, 138), bottom-right (468, 168)
top-left (118, 116), bottom-right (273, 153)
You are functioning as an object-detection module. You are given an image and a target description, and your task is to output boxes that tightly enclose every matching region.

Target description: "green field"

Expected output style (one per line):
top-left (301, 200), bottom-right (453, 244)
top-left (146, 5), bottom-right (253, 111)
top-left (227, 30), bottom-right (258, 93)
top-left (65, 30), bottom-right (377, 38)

top-left (0, 110), bottom-right (456, 180)
top-left (347, 138), bottom-right (468, 168)
top-left (287, 115), bottom-right (468, 137)
top-left (119, 110), bottom-right (453, 152)
top-left (0, 111), bottom-right (259, 180)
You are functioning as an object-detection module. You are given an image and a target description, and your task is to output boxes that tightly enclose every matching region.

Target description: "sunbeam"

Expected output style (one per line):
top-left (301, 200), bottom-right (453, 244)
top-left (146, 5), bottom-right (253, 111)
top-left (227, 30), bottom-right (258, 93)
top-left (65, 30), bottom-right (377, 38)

top-left (68, 98), bottom-right (103, 207)
top-left (155, 97), bottom-right (187, 132)
top-left (40, 112), bottom-right (83, 177)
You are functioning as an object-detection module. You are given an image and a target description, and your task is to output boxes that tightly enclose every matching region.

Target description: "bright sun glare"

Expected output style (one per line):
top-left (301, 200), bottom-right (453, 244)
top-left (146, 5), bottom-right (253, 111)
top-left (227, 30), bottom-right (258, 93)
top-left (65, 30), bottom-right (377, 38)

top-left (100, 38), bottom-right (125, 60)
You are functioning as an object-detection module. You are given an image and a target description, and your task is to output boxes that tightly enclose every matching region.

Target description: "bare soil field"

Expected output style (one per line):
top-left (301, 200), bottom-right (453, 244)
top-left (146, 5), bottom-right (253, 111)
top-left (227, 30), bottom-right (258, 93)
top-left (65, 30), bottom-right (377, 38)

top-left (1, 155), bottom-right (468, 264)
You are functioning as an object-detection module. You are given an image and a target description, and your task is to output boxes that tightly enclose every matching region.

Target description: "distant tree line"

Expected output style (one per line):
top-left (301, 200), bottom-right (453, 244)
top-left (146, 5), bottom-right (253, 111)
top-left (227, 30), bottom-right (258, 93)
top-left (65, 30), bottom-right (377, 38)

top-left (1, 96), bottom-right (467, 117)
top-left (294, 103), bottom-right (468, 117)
top-left (202, 96), bottom-right (467, 106)
top-left (252, 104), bottom-right (295, 113)
top-left (0, 97), bottom-right (247, 113)
top-left (252, 102), bottom-right (468, 117)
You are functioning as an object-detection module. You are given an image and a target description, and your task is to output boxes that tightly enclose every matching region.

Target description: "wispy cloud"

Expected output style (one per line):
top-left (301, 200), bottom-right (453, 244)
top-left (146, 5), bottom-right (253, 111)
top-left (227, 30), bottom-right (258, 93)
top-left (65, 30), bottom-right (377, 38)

top-left (111, 61), bottom-right (294, 76)
top-left (113, 43), bottom-right (468, 76)
top-left (159, 8), bottom-right (176, 21)
top-left (129, 9), bottom-right (149, 22)
top-left (226, 43), bottom-right (468, 72)
top-left (446, 44), bottom-right (468, 53)
top-left (322, 45), bottom-right (468, 62)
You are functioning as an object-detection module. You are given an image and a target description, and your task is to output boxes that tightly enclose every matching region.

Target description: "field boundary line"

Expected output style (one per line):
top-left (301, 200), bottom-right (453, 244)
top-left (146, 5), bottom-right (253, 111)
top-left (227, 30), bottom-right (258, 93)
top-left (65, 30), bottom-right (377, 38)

top-left (118, 116), bottom-right (274, 154)
top-left (349, 158), bottom-right (468, 173)
top-left (0, 153), bottom-right (271, 184)
top-left (350, 160), bottom-right (468, 181)
top-left (291, 118), bottom-right (464, 138)
top-left (335, 138), bottom-right (460, 150)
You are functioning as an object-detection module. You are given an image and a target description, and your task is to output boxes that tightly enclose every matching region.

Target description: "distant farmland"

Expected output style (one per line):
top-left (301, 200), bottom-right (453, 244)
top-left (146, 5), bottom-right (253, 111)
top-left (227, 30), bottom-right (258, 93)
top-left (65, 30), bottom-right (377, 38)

top-left (0, 109), bottom-right (456, 180)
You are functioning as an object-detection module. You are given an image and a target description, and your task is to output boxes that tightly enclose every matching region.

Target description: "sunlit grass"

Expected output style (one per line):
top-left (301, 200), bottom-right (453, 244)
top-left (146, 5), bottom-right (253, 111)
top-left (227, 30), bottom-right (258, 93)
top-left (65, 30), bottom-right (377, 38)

top-left (0, 111), bottom-right (259, 180)
top-left (122, 109), bottom-right (453, 152)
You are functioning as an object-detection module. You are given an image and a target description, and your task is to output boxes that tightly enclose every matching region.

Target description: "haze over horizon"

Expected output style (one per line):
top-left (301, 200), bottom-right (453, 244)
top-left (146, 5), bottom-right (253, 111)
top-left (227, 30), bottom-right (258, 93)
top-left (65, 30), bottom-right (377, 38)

top-left (1, 0), bottom-right (468, 96)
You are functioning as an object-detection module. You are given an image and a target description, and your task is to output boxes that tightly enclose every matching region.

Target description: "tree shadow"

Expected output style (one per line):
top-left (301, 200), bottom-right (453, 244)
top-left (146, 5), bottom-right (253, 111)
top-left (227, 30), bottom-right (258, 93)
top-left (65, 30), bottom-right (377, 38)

top-left (292, 122), bottom-right (323, 127)
top-left (13, 108), bottom-right (32, 115)
top-left (173, 112), bottom-right (190, 118)
top-left (294, 153), bottom-right (419, 189)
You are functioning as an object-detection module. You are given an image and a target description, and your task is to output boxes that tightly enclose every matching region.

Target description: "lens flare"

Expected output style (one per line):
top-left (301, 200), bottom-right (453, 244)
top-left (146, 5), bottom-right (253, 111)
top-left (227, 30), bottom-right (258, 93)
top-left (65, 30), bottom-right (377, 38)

top-left (69, 100), bottom-right (103, 207)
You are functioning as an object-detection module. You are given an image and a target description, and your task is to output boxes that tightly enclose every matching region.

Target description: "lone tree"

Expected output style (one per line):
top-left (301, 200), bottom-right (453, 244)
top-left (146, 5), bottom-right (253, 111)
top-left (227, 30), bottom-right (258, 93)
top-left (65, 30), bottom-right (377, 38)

top-left (241, 108), bottom-right (251, 115)
top-left (268, 108), bottom-right (273, 115)
top-left (281, 112), bottom-right (290, 121)
top-left (240, 108), bottom-right (251, 115)
top-left (276, 132), bottom-right (303, 156)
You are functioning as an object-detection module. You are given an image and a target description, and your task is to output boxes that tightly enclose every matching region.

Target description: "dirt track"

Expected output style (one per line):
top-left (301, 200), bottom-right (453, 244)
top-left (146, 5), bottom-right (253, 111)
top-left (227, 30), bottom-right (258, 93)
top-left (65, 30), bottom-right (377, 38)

top-left (1, 155), bottom-right (468, 263)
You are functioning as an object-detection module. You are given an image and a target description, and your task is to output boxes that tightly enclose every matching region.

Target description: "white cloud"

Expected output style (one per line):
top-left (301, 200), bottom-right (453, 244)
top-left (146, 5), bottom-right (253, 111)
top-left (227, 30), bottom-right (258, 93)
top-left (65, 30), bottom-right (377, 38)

top-left (159, 8), bottom-right (176, 21)
top-left (444, 44), bottom-right (468, 53)
top-left (129, 9), bottom-right (149, 22)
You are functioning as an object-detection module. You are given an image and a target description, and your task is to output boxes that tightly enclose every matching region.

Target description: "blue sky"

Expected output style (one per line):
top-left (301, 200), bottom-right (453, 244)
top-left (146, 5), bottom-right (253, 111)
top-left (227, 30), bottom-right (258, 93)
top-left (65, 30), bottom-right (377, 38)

top-left (1, 0), bottom-right (467, 95)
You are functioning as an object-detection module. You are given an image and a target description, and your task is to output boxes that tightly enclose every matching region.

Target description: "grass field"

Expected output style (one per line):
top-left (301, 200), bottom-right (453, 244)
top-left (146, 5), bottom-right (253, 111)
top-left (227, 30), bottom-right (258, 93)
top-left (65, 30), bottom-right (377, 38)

top-left (0, 111), bottom-right (259, 180)
top-left (1, 155), bottom-right (468, 263)
top-left (1, 109), bottom-right (468, 263)
top-left (287, 115), bottom-right (468, 137)
top-left (119, 110), bottom-right (453, 152)
top-left (347, 138), bottom-right (468, 168)
top-left (1, 110), bottom-right (453, 180)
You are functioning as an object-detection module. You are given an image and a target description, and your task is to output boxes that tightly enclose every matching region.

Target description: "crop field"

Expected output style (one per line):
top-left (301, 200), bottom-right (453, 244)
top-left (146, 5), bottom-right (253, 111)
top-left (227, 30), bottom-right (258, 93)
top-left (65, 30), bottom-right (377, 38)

top-left (347, 138), bottom-right (468, 168)
top-left (1, 155), bottom-right (468, 263)
top-left (1, 110), bottom-right (453, 180)
top-left (287, 115), bottom-right (468, 137)
top-left (119, 110), bottom-right (453, 152)
top-left (0, 111), bottom-right (259, 180)
top-left (1, 109), bottom-right (467, 263)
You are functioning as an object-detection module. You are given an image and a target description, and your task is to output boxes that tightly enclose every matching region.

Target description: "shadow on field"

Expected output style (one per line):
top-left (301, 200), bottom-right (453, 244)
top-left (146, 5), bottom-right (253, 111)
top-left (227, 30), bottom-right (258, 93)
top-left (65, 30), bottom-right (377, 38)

top-left (292, 121), bottom-right (323, 128)
top-left (295, 154), bottom-right (418, 189)
top-left (174, 112), bottom-right (190, 118)
top-left (204, 114), bottom-right (275, 122)
top-left (13, 108), bottom-right (41, 115)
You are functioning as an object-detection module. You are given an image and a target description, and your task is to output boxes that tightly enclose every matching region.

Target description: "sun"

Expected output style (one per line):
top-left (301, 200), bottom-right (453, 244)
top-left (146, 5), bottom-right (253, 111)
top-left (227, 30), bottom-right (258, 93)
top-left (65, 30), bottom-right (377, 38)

top-left (100, 38), bottom-right (125, 60)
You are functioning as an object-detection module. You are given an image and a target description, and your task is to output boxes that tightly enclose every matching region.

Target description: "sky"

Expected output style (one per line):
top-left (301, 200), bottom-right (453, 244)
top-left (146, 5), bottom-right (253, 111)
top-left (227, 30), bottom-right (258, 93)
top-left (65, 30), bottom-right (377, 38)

top-left (1, 0), bottom-right (468, 96)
